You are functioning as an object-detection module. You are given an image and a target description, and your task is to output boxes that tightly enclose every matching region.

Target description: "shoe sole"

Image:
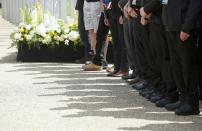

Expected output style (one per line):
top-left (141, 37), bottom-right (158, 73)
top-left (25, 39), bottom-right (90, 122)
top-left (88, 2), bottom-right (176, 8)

top-left (175, 111), bottom-right (200, 116)
top-left (83, 69), bottom-right (102, 71)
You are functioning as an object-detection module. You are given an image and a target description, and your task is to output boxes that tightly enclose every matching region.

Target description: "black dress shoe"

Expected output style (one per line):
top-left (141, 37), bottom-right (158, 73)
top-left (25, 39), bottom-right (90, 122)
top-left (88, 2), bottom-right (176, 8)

top-left (107, 70), bottom-right (119, 77)
top-left (150, 95), bottom-right (162, 103)
top-left (145, 93), bottom-right (152, 99)
top-left (175, 104), bottom-right (200, 116)
top-left (165, 100), bottom-right (184, 111)
top-left (199, 95), bottom-right (202, 102)
top-left (141, 89), bottom-right (154, 97)
top-left (126, 77), bottom-right (142, 85)
top-left (155, 98), bottom-right (174, 108)
top-left (132, 82), bottom-right (147, 90)
top-left (122, 72), bottom-right (137, 80)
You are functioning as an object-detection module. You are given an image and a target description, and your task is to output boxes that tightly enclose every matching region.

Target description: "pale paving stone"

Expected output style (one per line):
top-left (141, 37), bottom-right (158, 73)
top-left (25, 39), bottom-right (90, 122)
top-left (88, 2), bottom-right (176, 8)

top-left (0, 17), bottom-right (202, 131)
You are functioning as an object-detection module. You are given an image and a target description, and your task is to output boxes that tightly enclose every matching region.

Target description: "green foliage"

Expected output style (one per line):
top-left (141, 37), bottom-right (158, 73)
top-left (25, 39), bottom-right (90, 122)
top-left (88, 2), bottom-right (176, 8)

top-left (20, 6), bottom-right (32, 24)
top-left (35, 3), bottom-right (43, 24)
top-left (67, 0), bottom-right (71, 16)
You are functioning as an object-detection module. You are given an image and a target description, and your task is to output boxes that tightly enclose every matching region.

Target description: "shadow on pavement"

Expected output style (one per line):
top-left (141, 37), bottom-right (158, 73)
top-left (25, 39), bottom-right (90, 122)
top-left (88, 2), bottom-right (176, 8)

top-left (7, 63), bottom-right (202, 131)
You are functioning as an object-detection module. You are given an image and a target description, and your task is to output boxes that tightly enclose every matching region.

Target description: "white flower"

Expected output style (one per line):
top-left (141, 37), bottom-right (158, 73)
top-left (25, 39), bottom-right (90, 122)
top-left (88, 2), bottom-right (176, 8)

top-left (35, 24), bottom-right (47, 37)
top-left (65, 39), bottom-right (69, 45)
top-left (61, 34), bottom-right (67, 40)
top-left (45, 35), bottom-right (52, 43)
top-left (59, 37), bottom-right (64, 42)
top-left (67, 31), bottom-right (80, 41)
top-left (14, 33), bottom-right (22, 40)
top-left (56, 28), bottom-right (61, 33)
top-left (25, 35), bottom-right (32, 41)
top-left (38, 38), bottom-right (43, 42)
top-left (64, 28), bottom-right (70, 34)
top-left (29, 30), bottom-right (35, 36)
top-left (63, 34), bottom-right (68, 39)
top-left (19, 22), bottom-right (26, 28)
top-left (25, 25), bottom-right (32, 31)
top-left (42, 39), bottom-right (47, 44)
top-left (52, 35), bottom-right (61, 42)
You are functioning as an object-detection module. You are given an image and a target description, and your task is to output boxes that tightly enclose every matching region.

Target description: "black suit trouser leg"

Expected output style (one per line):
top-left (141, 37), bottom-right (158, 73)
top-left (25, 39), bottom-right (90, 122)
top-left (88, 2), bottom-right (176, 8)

top-left (78, 10), bottom-right (91, 57)
top-left (93, 13), bottom-right (109, 66)
top-left (166, 31), bottom-right (198, 105)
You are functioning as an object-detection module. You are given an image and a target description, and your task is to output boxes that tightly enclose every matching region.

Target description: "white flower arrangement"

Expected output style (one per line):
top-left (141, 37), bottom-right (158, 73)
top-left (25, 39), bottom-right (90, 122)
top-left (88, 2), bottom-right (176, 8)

top-left (11, 3), bottom-right (80, 49)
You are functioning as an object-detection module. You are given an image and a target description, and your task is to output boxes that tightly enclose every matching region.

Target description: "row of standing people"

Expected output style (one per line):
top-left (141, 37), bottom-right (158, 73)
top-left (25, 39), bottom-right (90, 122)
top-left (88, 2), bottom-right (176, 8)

top-left (76, 0), bottom-right (202, 116)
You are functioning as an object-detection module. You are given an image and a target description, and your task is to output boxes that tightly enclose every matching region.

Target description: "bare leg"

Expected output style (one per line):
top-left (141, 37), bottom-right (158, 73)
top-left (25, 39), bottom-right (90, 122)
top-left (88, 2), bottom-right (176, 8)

top-left (103, 37), bottom-right (109, 62)
top-left (89, 29), bottom-right (97, 55)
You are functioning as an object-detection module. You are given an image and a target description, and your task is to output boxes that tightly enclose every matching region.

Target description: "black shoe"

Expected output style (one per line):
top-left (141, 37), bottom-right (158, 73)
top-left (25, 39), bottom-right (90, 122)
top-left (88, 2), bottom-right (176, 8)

top-left (165, 101), bottom-right (184, 111)
top-left (150, 95), bottom-right (162, 103)
top-left (141, 89), bottom-right (154, 97)
top-left (175, 104), bottom-right (200, 116)
top-left (132, 82), bottom-right (147, 90)
top-left (107, 70), bottom-right (119, 77)
top-left (199, 95), bottom-right (202, 102)
top-left (155, 98), bottom-right (174, 108)
top-left (122, 72), bottom-right (137, 80)
top-left (145, 93), bottom-right (152, 99)
top-left (75, 57), bottom-right (92, 64)
top-left (126, 77), bottom-right (142, 85)
top-left (122, 74), bottom-right (134, 80)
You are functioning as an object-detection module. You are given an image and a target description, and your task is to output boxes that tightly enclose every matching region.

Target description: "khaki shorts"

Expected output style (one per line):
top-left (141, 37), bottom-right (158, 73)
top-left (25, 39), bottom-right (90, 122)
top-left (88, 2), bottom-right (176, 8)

top-left (83, 1), bottom-right (101, 32)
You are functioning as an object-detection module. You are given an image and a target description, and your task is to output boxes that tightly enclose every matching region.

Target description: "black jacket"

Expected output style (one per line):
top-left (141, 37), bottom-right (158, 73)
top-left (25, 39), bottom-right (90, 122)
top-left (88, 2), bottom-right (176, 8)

top-left (110, 0), bottom-right (122, 18)
top-left (143, 0), bottom-right (163, 25)
top-left (75, 0), bottom-right (84, 11)
top-left (162, 0), bottom-right (202, 33)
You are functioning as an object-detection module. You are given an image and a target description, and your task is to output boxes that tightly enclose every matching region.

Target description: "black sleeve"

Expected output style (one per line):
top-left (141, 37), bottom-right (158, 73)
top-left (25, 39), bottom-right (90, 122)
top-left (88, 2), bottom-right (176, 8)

top-left (75, 0), bottom-right (84, 10)
top-left (182, 0), bottom-right (202, 33)
top-left (143, 0), bottom-right (161, 14)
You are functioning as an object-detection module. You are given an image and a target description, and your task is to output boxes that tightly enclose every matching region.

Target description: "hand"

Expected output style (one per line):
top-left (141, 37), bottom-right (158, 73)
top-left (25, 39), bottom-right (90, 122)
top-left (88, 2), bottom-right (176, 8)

top-left (119, 16), bottom-right (123, 24)
top-left (128, 7), bottom-right (137, 18)
top-left (141, 17), bottom-right (148, 26)
top-left (180, 31), bottom-right (190, 41)
top-left (100, 2), bottom-right (105, 12)
top-left (140, 7), bottom-right (147, 18)
top-left (123, 5), bottom-right (129, 18)
top-left (104, 17), bottom-right (109, 26)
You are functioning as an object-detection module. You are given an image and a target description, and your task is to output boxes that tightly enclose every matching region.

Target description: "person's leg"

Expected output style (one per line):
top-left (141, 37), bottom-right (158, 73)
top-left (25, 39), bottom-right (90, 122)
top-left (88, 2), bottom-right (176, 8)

top-left (167, 31), bottom-right (199, 115)
top-left (149, 23), bottom-right (178, 107)
top-left (78, 10), bottom-right (91, 60)
top-left (89, 29), bottom-right (97, 55)
top-left (118, 18), bottom-right (129, 73)
top-left (103, 37), bottom-right (109, 62)
top-left (93, 13), bottom-right (109, 66)
top-left (108, 14), bottom-right (121, 73)
top-left (82, 13), bottom-right (109, 71)
top-left (132, 18), bottom-right (148, 79)
top-left (198, 29), bottom-right (202, 101)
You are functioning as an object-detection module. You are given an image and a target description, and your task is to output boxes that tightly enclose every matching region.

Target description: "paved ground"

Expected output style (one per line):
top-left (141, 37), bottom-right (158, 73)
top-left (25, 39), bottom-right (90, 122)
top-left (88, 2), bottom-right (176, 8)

top-left (0, 17), bottom-right (202, 131)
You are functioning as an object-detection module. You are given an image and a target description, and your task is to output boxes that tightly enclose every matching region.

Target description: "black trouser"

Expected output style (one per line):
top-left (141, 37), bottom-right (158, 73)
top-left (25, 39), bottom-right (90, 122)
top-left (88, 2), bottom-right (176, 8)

top-left (149, 23), bottom-right (177, 99)
top-left (166, 31), bottom-right (198, 105)
top-left (131, 18), bottom-right (149, 79)
top-left (138, 20), bottom-right (161, 88)
top-left (93, 13), bottom-right (109, 66)
top-left (198, 29), bottom-right (202, 99)
top-left (78, 9), bottom-right (91, 58)
top-left (108, 12), bottom-right (128, 72)
top-left (123, 18), bottom-right (136, 70)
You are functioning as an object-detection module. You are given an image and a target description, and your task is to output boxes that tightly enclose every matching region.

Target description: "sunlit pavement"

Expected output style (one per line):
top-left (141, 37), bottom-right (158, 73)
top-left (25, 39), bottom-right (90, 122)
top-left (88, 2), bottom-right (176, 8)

top-left (0, 17), bottom-right (202, 131)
